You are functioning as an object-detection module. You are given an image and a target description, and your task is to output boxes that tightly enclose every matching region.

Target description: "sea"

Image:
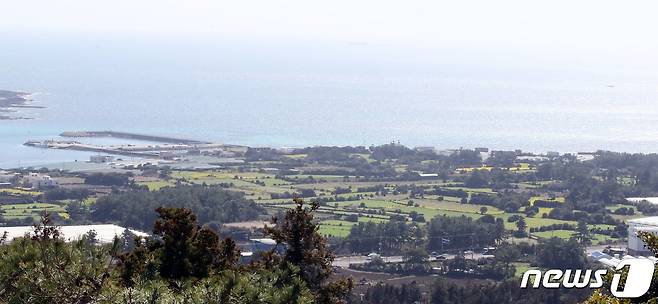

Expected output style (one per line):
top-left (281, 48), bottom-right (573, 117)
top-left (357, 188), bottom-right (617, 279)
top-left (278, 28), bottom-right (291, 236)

top-left (2, 33), bottom-right (658, 168)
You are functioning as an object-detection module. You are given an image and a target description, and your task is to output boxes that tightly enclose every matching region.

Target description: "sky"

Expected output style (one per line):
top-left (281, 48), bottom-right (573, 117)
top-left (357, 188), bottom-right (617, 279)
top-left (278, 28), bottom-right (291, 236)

top-left (2, 0), bottom-right (658, 70)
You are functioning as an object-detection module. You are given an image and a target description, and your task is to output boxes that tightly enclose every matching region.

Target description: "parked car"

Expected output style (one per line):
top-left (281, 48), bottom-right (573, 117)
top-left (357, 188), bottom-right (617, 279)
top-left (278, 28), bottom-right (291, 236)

top-left (366, 252), bottom-right (381, 260)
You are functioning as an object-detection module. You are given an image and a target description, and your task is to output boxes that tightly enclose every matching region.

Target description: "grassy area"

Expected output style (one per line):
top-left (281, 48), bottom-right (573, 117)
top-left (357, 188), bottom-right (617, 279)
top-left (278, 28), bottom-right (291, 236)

top-left (532, 230), bottom-right (616, 245)
top-left (532, 230), bottom-right (574, 239)
top-left (137, 180), bottom-right (175, 191)
top-left (455, 163), bottom-right (533, 173)
top-left (318, 217), bottom-right (389, 237)
top-left (537, 207), bottom-right (553, 216)
top-left (1, 203), bottom-right (67, 220)
top-left (335, 200), bottom-right (481, 220)
top-left (443, 186), bottom-right (496, 194)
top-left (318, 220), bottom-right (353, 237)
top-left (283, 154), bottom-right (307, 159)
top-left (170, 170), bottom-right (293, 199)
top-left (350, 153), bottom-right (374, 162)
top-left (605, 204), bottom-right (636, 213)
top-left (455, 166), bottom-right (496, 173)
top-left (135, 169), bottom-right (629, 242)
top-left (26, 167), bottom-right (615, 242)
top-left (515, 181), bottom-right (557, 189)
top-left (416, 199), bottom-right (504, 215)
top-left (499, 213), bottom-right (576, 230)
top-left (256, 198), bottom-right (297, 204)
top-left (83, 197), bottom-right (97, 206)
top-left (171, 170), bottom-right (281, 182)
top-left (512, 262), bottom-right (535, 278)
top-left (285, 175), bottom-right (352, 182)
top-left (529, 196), bottom-right (565, 206)
top-left (318, 224), bottom-right (351, 237)
top-left (61, 197), bottom-right (98, 207)
top-left (0, 188), bottom-right (43, 196)
top-left (510, 163), bottom-right (533, 171)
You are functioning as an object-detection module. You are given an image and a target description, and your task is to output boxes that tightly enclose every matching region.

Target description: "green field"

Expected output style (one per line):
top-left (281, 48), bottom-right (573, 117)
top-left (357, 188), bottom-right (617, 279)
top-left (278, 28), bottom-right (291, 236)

top-left (318, 217), bottom-right (389, 237)
top-left (529, 196), bottom-right (565, 206)
top-left (532, 230), bottom-right (616, 245)
top-left (605, 204), bottom-right (636, 213)
top-left (334, 200), bottom-right (479, 220)
top-left (133, 169), bottom-right (641, 240)
top-left (138, 180), bottom-right (175, 191)
top-left (443, 186), bottom-right (497, 194)
top-left (0, 188), bottom-right (43, 196)
top-left (455, 163), bottom-right (533, 174)
top-left (512, 262), bottom-right (535, 278)
top-left (1, 203), bottom-right (67, 220)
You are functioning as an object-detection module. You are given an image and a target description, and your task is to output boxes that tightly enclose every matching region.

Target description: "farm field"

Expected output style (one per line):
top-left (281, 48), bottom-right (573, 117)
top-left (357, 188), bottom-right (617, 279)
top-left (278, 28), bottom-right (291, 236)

top-left (152, 167), bottom-right (633, 243)
top-left (532, 230), bottom-right (614, 245)
top-left (0, 188), bottom-right (43, 196)
top-left (529, 196), bottom-right (565, 206)
top-left (1, 203), bottom-right (67, 220)
top-left (455, 163), bottom-right (533, 173)
top-left (137, 180), bottom-right (175, 191)
top-left (0, 147), bottom-right (635, 250)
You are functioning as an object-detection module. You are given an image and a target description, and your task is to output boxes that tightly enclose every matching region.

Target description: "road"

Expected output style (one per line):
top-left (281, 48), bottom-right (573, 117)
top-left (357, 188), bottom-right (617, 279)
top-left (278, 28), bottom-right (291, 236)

top-left (332, 253), bottom-right (492, 268)
top-left (333, 244), bottom-right (625, 268)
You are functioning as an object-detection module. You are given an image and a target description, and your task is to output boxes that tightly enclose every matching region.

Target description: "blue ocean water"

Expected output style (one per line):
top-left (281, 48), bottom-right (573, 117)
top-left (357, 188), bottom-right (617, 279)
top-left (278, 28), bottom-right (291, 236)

top-left (2, 33), bottom-right (658, 168)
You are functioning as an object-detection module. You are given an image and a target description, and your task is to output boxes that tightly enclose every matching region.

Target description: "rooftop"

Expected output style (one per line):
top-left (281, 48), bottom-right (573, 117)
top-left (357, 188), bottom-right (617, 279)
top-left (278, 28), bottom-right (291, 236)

top-left (250, 238), bottom-right (277, 245)
top-left (628, 216), bottom-right (658, 226)
top-left (627, 197), bottom-right (658, 205)
top-left (0, 224), bottom-right (148, 244)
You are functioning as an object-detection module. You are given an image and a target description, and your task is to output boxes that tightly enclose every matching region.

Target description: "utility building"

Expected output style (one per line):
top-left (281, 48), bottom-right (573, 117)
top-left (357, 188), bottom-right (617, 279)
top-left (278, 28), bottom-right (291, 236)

top-left (628, 217), bottom-right (658, 255)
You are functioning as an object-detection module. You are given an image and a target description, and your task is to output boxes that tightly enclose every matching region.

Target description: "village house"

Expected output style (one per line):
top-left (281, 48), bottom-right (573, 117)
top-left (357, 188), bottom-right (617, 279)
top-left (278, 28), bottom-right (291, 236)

top-left (89, 155), bottom-right (115, 163)
top-left (22, 173), bottom-right (59, 190)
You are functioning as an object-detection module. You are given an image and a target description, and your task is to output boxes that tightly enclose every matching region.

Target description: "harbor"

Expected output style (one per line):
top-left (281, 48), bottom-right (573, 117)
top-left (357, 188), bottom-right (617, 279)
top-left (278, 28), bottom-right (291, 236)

top-left (59, 131), bottom-right (211, 145)
top-left (25, 131), bottom-right (246, 161)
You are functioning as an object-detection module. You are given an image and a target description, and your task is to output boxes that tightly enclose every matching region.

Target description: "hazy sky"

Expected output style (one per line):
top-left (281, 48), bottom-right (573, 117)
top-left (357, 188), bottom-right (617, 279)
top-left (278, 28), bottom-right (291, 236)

top-left (3, 0), bottom-right (658, 69)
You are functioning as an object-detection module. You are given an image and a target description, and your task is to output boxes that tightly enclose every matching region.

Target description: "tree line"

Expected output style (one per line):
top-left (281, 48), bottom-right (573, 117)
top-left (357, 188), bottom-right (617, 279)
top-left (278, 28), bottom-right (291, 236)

top-left (90, 184), bottom-right (265, 230)
top-left (0, 199), bottom-right (351, 304)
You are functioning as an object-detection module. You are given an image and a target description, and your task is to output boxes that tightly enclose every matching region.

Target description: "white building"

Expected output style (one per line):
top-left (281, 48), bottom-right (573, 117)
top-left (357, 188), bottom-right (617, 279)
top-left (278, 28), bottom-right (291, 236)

top-left (627, 197), bottom-right (658, 205)
top-left (22, 173), bottom-right (58, 189)
top-left (414, 146), bottom-right (436, 153)
top-left (627, 217), bottom-right (658, 255)
top-left (90, 155), bottom-right (115, 163)
top-left (0, 224), bottom-right (148, 244)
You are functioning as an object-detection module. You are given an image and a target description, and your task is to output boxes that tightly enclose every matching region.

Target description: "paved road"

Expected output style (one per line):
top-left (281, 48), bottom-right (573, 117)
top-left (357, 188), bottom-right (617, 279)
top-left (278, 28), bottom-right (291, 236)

top-left (333, 256), bottom-right (403, 268)
top-left (333, 253), bottom-right (491, 268)
top-left (333, 244), bottom-right (625, 268)
top-left (585, 244), bottom-right (614, 255)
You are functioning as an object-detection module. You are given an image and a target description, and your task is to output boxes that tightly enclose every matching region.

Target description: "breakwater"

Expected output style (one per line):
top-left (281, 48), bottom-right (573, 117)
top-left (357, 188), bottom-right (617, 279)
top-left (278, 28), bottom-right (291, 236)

top-left (60, 131), bottom-right (211, 145)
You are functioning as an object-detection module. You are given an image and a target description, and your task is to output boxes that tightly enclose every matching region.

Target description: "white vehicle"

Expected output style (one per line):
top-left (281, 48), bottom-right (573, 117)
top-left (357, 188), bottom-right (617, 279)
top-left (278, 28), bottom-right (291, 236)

top-left (366, 252), bottom-right (381, 260)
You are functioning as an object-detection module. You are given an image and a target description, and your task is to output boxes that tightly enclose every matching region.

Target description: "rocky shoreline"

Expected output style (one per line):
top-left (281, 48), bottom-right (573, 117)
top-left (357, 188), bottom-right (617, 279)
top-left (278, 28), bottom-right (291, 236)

top-left (0, 90), bottom-right (41, 120)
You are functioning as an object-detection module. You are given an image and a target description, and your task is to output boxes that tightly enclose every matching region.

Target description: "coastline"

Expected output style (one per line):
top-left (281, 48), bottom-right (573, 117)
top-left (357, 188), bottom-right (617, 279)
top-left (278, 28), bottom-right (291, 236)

top-left (0, 90), bottom-right (38, 120)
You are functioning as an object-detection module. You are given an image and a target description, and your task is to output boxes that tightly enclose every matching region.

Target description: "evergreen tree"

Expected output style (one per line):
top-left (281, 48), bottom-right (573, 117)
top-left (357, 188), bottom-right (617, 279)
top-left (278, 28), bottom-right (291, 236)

top-left (515, 217), bottom-right (527, 237)
top-left (574, 219), bottom-right (592, 246)
top-left (265, 198), bottom-right (352, 304)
